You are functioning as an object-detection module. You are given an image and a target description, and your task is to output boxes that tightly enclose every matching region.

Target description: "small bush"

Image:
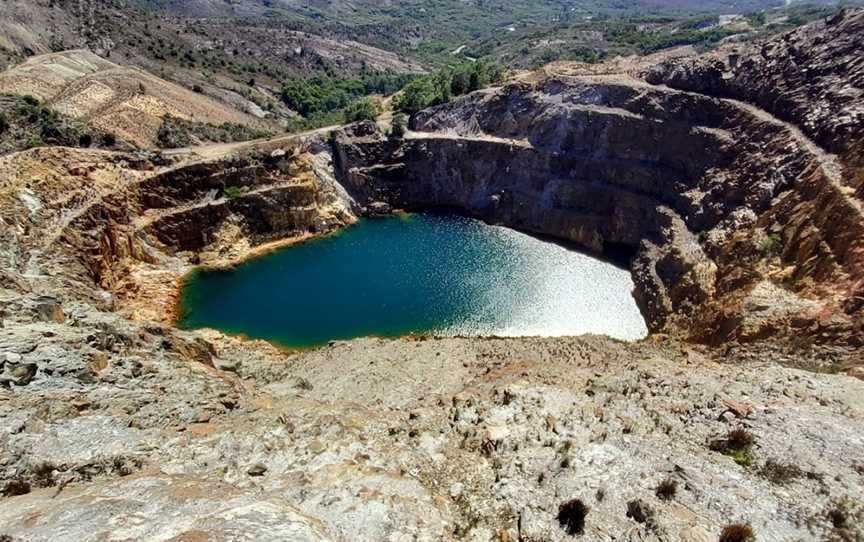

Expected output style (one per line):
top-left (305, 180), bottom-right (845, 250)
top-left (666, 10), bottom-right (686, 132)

top-left (828, 504), bottom-right (849, 530)
top-left (822, 496), bottom-right (863, 539)
top-left (157, 115), bottom-right (194, 148)
top-left (223, 186), bottom-right (246, 200)
top-left (390, 112), bottom-right (408, 139)
top-left (25, 135), bottom-right (43, 149)
top-left (0, 112), bottom-right (8, 135)
top-left (655, 478), bottom-right (678, 501)
top-left (719, 523), bottom-right (756, 542)
top-left (557, 498), bottom-right (589, 536)
top-left (759, 233), bottom-right (783, 257)
top-left (78, 133), bottom-right (93, 147)
top-left (39, 117), bottom-right (64, 142)
top-left (192, 84), bottom-right (203, 93)
top-left (343, 97), bottom-right (379, 123)
top-left (726, 428), bottom-right (755, 449)
top-left (31, 462), bottom-right (56, 488)
top-left (1, 479), bottom-right (31, 497)
top-left (709, 428), bottom-right (757, 467)
top-left (727, 448), bottom-right (756, 467)
top-left (101, 133), bottom-right (117, 147)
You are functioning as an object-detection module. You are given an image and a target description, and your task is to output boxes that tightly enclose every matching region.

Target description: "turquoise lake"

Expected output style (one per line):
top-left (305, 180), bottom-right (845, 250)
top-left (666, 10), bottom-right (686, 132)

top-left (177, 213), bottom-right (648, 348)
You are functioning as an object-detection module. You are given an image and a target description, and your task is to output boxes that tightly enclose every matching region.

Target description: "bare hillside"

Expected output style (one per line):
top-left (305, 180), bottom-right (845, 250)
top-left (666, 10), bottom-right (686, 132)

top-left (0, 50), bottom-right (271, 148)
top-left (0, 0), bottom-right (423, 128)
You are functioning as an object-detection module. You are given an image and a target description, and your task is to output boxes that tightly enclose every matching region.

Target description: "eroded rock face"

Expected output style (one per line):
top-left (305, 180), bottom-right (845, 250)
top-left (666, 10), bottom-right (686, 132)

top-left (0, 139), bottom-right (357, 322)
top-left (332, 33), bottom-right (864, 345)
top-left (645, 9), bottom-right (864, 168)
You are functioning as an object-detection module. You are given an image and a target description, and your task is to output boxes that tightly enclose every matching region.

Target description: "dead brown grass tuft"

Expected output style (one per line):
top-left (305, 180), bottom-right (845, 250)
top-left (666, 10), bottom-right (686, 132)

top-left (719, 523), bottom-right (756, 542)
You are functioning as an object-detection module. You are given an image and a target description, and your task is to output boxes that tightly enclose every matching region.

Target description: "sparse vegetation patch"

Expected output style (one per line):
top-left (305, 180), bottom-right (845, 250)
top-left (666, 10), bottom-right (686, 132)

top-left (156, 115), bottom-right (271, 149)
top-left (223, 186), bottom-right (247, 200)
top-left (759, 232), bottom-right (783, 257)
top-left (759, 458), bottom-right (804, 485)
top-left (709, 428), bottom-right (757, 467)
top-left (0, 94), bottom-right (119, 156)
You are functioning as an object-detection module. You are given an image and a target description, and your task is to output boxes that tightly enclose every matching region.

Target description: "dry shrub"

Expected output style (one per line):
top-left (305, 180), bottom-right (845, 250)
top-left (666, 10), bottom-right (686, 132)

top-left (557, 498), bottom-right (590, 536)
top-left (759, 458), bottom-right (804, 484)
top-left (719, 523), bottom-right (756, 542)
top-left (655, 478), bottom-right (678, 501)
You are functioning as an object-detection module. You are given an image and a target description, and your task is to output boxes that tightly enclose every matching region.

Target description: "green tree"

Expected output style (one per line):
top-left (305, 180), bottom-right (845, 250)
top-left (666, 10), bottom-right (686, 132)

top-left (393, 76), bottom-right (444, 114)
top-left (390, 113), bottom-right (408, 138)
top-left (343, 97), bottom-right (379, 123)
top-left (393, 60), bottom-right (504, 115)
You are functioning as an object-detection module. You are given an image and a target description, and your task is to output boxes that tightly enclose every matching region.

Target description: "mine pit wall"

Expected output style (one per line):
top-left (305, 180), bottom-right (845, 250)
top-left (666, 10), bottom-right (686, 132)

top-left (372, 138), bottom-right (674, 250)
top-left (333, 129), bottom-right (715, 335)
top-left (332, 80), bottom-right (864, 344)
top-left (643, 9), bottom-right (864, 163)
top-left (57, 143), bottom-right (355, 311)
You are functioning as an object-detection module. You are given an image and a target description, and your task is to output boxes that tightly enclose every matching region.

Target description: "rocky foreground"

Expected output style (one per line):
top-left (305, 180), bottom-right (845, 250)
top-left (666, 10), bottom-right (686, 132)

top-left (1, 306), bottom-right (863, 541)
top-left (1, 9), bottom-right (864, 542)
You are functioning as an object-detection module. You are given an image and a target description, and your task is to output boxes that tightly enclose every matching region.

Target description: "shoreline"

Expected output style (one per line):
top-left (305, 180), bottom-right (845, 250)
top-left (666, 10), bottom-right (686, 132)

top-left (166, 210), bottom-right (649, 351)
top-left (165, 223), bottom-right (357, 330)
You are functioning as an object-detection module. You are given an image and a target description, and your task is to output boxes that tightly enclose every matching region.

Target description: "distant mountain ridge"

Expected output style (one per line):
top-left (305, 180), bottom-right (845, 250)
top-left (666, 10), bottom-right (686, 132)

top-left (131, 0), bottom-right (856, 67)
top-left (140, 0), bottom-right (787, 19)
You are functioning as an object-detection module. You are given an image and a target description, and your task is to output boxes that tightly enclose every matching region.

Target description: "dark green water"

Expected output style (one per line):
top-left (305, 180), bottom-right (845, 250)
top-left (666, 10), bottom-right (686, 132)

top-left (177, 214), bottom-right (647, 348)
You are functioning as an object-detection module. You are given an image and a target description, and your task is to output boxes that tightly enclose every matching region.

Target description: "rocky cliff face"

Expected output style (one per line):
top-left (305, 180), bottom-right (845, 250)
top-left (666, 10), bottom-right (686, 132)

top-left (1, 11), bottom-right (863, 542)
top-left (0, 136), bottom-right (356, 322)
top-left (332, 15), bottom-right (864, 347)
top-left (644, 9), bottom-right (864, 168)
